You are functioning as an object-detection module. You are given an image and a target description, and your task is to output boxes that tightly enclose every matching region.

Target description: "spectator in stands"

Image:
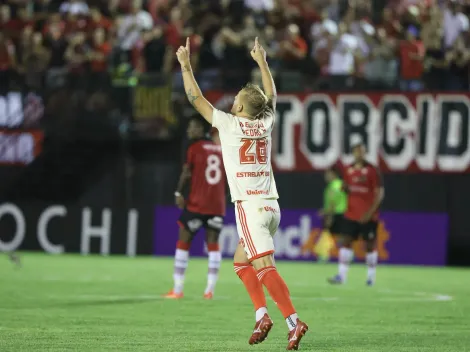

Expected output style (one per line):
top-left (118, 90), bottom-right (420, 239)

top-left (216, 16), bottom-right (254, 88)
top-left (0, 5), bottom-right (12, 32)
top-left (328, 24), bottom-right (359, 77)
top-left (245, 0), bottom-right (275, 12)
top-left (65, 31), bottom-right (89, 88)
top-left (364, 27), bottom-right (398, 89)
top-left (4, 6), bottom-right (33, 41)
top-left (398, 25), bottom-right (425, 91)
top-left (422, 4), bottom-right (448, 90)
top-left (22, 31), bottom-right (51, 90)
top-left (90, 28), bottom-right (111, 74)
top-left (0, 0), bottom-right (468, 94)
top-left (60, 0), bottom-right (89, 16)
top-left (88, 7), bottom-right (113, 36)
top-left (445, 35), bottom-right (470, 89)
top-left (378, 8), bottom-right (402, 37)
top-left (0, 31), bottom-right (16, 93)
top-left (279, 23), bottom-right (308, 69)
top-left (116, 0), bottom-right (153, 64)
top-left (141, 25), bottom-right (168, 73)
top-left (443, 0), bottom-right (469, 48)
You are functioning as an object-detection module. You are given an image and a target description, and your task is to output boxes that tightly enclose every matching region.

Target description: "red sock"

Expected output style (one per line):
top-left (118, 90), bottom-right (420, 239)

top-left (234, 263), bottom-right (266, 311)
top-left (257, 266), bottom-right (296, 318)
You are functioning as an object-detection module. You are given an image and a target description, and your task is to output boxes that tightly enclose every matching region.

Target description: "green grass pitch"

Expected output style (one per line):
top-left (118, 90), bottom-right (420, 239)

top-left (1, 253), bottom-right (469, 351)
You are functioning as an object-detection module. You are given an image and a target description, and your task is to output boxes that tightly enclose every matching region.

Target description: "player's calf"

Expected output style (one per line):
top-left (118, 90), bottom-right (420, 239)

top-left (234, 258), bottom-right (272, 345)
top-left (366, 250), bottom-right (378, 286)
top-left (163, 239), bottom-right (191, 298)
top-left (254, 260), bottom-right (308, 350)
top-left (329, 246), bottom-right (353, 284)
top-left (204, 242), bottom-right (221, 298)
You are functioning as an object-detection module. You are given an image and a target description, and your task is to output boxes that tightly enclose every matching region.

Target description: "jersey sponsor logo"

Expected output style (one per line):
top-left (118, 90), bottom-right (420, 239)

top-left (208, 92), bottom-right (470, 173)
top-left (264, 206), bottom-right (278, 213)
top-left (236, 171), bottom-right (271, 178)
top-left (246, 189), bottom-right (269, 196)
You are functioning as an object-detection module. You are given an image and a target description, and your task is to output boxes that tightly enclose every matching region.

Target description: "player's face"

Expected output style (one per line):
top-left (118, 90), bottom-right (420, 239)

top-left (187, 120), bottom-right (203, 140)
top-left (352, 145), bottom-right (366, 163)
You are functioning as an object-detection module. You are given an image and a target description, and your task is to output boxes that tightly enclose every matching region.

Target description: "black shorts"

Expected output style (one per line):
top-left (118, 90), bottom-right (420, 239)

top-left (324, 214), bottom-right (343, 234)
top-left (341, 217), bottom-right (378, 241)
top-left (178, 209), bottom-right (224, 235)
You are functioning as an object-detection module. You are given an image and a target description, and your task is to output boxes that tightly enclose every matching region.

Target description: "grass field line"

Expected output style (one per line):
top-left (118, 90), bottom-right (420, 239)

top-left (41, 292), bottom-right (452, 303)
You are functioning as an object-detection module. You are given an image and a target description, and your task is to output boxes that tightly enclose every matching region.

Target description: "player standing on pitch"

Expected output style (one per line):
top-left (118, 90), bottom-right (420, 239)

top-left (163, 115), bottom-right (226, 300)
top-left (175, 37), bottom-right (308, 350)
top-left (328, 143), bottom-right (384, 286)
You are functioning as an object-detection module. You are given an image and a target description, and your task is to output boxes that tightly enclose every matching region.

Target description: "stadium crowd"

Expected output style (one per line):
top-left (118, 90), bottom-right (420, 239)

top-left (0, 0), bottom-right (469, 92)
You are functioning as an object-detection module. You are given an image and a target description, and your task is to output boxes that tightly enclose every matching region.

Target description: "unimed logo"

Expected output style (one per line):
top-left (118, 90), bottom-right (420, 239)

top-left (217, 215), bottom-right (313, 259)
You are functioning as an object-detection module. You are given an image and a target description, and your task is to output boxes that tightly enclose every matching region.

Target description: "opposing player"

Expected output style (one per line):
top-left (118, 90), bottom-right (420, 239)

top-left (328, 143), bottom-right (384, 286)
top-left (164, 115), bottom-right (226, 300)
top-left (176, 37), bottom-right (308, 350)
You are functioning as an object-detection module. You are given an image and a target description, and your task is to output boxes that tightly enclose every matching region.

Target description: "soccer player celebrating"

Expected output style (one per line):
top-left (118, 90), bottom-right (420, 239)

top-left (175, 38), bottom-right (308, 350)
top-left (328, 143), bottom-right (384, 286)
top-left (164, 115), bottom-right (226, 300)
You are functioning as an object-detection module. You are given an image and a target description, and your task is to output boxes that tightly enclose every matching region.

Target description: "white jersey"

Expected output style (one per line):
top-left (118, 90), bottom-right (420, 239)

top-left (212, 108), bottom-right (279, 202)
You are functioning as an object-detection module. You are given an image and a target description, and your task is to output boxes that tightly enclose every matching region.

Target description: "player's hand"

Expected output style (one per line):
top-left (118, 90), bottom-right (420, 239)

top-left (175, 194), bottom-right (185, 209)
top-left (250, 37), bottom-right (267, 64)
top-left (176, 37), bottom-right (191, 66)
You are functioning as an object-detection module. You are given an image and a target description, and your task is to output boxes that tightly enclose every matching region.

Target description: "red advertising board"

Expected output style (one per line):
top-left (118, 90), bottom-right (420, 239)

top-left (206, 92), bottom-right (470, 173)
top-left (0, 129), bottom-right (44, 165)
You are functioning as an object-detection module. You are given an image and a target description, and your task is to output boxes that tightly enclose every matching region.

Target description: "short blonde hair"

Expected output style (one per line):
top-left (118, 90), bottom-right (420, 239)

top-left (241, 83), bottom-right (272, 119)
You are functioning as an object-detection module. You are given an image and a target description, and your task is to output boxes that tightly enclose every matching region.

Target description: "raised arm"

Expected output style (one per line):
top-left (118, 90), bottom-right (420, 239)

top-left (251, 37), bottom-right (277, 110)
top-left (176, 38), bottom-right (214, 123)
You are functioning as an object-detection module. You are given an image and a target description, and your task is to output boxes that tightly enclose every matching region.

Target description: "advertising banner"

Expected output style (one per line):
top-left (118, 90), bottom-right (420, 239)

top-left (206, 92), bottom-right (470, 173)
top-left (154, 206), bottom-right (448, 266)
top-left (0, 203), bottom-right (154, 255)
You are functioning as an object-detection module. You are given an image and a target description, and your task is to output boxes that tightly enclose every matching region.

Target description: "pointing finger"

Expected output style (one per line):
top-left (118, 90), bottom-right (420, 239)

top-left (186, 37), bottom-right (190, 51)
top-left (255, 37), bottom-right (258, 47)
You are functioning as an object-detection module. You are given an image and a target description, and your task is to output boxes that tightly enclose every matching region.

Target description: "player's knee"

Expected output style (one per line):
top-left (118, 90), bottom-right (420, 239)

top-left (251, 255), bottom-right (275, 271)
top-left (339, 236), bottom-right (353, 248)
top-left (178, 228), bottom-right (193, 243)
top-left (205, 230), bottom-right (220, 245)
top-left (365, 240), bottom-right (376, 252)
top-left (176, 239), bottom-right (191, 250)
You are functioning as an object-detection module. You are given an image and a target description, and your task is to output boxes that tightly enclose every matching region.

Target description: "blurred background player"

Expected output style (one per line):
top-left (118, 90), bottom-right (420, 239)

top-left (315, 167), bottom-right (347, 261)
top-left (175, 37), bottom-right (309, 350)
top-left (329, 143), bottom-right (384, 286)
top-left (163, 115), bottom-right (226, 300)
